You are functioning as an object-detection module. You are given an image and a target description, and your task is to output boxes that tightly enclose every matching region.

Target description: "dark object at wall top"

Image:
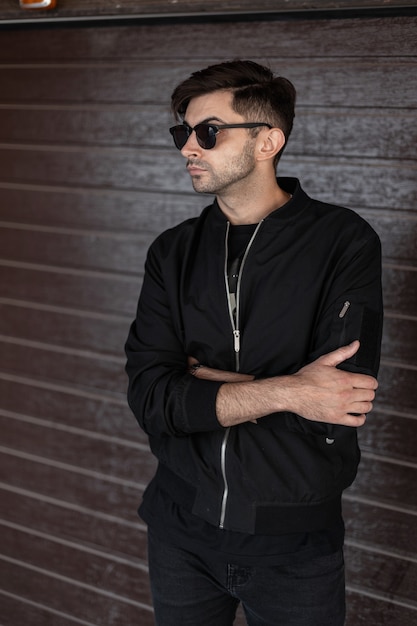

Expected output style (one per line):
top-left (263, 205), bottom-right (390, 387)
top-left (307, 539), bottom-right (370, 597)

top-left (2, 0), bottom-right (417, 25)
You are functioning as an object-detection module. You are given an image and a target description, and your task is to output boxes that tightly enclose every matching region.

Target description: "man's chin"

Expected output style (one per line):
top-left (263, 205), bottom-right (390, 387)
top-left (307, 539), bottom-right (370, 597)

top-left (192, 181), bottom-right (214, 194)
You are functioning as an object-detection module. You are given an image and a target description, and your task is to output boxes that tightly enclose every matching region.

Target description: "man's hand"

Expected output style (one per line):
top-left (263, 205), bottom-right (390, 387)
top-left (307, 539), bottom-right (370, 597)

top-left (290, 340), bottom-right (378, 427)
top-left (187, 357), bottom-right (255, 382)
top-left (189, 341), bottom-right (378, 428)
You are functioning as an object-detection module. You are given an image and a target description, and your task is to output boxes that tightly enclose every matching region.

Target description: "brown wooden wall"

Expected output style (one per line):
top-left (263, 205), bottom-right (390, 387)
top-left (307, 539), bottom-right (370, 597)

top-left (0, 12), bottom-right (416, 626)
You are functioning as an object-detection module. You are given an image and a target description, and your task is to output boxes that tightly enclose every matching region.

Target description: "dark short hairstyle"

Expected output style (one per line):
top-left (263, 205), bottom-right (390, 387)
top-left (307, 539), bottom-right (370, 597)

top-left (171, 59), bottom-right (296, 164)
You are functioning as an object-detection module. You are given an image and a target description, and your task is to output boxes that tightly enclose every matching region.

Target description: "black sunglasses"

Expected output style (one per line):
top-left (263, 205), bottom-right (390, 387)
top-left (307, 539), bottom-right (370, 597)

top-left (169, 122), bottom-right (272, 151)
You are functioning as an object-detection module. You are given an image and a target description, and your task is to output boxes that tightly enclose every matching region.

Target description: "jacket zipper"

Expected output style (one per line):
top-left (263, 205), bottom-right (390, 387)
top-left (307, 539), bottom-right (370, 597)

top-left (339, 300), bottom-right (351, 318)
top-left (219, 220), bottom-right (264, 529)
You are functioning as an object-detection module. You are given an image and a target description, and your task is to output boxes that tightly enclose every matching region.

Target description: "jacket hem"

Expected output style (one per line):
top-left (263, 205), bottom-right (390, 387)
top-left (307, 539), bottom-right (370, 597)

top-left (155, 462), bottom-right (343, 535)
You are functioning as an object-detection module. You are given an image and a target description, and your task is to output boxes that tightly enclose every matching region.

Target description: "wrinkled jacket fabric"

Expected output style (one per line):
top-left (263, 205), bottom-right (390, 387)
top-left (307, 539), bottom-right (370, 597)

top-left (125, 178), bottom-right (383, 535)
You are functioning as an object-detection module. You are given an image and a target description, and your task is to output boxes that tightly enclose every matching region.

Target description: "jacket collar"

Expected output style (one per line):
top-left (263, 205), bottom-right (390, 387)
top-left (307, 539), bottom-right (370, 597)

top-left (208, 178), bottom-right (311, 227)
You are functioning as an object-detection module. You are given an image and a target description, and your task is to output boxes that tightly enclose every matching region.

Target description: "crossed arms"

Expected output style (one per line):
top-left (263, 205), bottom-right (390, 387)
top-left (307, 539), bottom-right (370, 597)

top-left (126, 219), bottom-right (383, 438)
top-left (189, 340), bottom-right (378, 428)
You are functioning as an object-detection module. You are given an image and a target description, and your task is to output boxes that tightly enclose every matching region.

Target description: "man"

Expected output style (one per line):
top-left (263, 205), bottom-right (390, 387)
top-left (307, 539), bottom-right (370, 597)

top-left (125, 60), bottom-right (383, 625)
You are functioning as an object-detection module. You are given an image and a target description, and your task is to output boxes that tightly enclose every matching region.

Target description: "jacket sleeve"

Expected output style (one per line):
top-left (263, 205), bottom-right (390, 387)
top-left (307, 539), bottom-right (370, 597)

top-left (281, 222), bottom-right (383, 436)
top-left (310, 226), bottom-right (383, 377)
top-left (125, 239), bottom-right (224, 438)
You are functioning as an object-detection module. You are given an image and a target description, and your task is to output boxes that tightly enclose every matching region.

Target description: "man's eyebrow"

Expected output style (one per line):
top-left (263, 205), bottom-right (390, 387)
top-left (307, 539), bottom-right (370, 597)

top-left (184, 116), bottom-right (226, 126)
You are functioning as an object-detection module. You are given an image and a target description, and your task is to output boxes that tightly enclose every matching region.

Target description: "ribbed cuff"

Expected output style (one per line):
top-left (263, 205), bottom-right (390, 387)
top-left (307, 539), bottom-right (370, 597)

top-left (182, 377), bottom-right (224, 432)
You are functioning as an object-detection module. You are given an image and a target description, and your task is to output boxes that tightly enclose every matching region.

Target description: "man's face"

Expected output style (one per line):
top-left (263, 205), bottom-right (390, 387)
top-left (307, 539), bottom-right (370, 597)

top-left (180, 90), bottom-right (258, 196)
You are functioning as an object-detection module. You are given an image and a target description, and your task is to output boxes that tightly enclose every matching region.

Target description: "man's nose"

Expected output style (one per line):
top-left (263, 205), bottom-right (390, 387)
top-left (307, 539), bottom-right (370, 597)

top-left (180, 130), bottom-right (202, 157)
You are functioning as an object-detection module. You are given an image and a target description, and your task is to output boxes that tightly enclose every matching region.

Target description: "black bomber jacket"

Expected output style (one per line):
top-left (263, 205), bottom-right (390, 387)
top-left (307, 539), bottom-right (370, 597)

top-left (125, 178), bottom-right (383, 535)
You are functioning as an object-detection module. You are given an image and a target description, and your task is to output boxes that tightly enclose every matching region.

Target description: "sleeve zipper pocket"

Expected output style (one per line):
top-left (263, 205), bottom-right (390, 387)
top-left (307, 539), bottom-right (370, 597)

top-left (338, 301), bottom-right (351, 319)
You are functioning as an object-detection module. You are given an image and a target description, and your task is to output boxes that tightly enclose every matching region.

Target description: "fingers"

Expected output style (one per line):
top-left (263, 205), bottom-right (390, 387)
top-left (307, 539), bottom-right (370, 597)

top-left (331, 387), bottom-right (375, 426)
top-left (352, 375), bottom-right (379, 391)
top-left (342, 413), bottom-right (367, 427)
top-left (314, 341), bottom-right (378, 391)
top-left (317, 340), bottom-right (360, 368)
top-left (349, 389), bottom-right (375, 414)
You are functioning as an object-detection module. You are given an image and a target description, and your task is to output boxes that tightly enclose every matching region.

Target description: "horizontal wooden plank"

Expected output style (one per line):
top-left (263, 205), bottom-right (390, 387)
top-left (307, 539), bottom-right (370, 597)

top-left (381, 266), bottom-right (417, 318)
top-left (279, 158), bottom-right (417, 212)
top-left (0, 559), bottom-right (153, 626)
top-left (348, 454), bottom-right (417, 509)
top-left (0, 523), bottom-right (150, 605)
top-left (0, 62), bottom-right (186, 105)
top-left (358, 410), bottom-right (417, 465)
top-left (344, 498), bottom-right (416, 558)
top-left (0, 301), bottom-right (130, 355)
top-left (0, 17), bottom-right (415, 60)
top-left (0, 415), bottom-right (156, 483)
top-left (345, 544), bottom-right (417, 608)
top-left (0, 592), bottom-right (94, 626)
top-left (0, 226), bottom-right (151, 275)
top-left (0, 185), bottom-right (204, 231)
top-left (303, 39), bottom-right (415, 99)
top-left (0, 3), bottom-right (416, 25)
top-left (0, 377), bottom-right (144, 442)
top-left (0, 487), bottom-right (146, 558)
top-left (384, 316), bottom-right (411, 359)
top-left (377, 361), bottom-right (417, 420)
top-left (0, 414), bottom-right (157, 484)
top-left (0, 58), bottom-right (416, 108)
top-left (360, 210), bottom-right (417, 266)
top-left (0, 144), bottom-right (187, 192)
top-left (289, 108), bottom-right (417, 162)
top-left (0, 264), bottom-right (141, 316)
top-left (0, 103), bottom-right (173, 149)
top-left (0, 145), bottom-right (416, 211)
top-left (0, 104), bottom-right (416, 161)
top-left (346, 588), bottom-right (417, 626)
top-left (0, 340), bottom-right (126, 393)
top-left (0, 451), bottom-right (143, 520)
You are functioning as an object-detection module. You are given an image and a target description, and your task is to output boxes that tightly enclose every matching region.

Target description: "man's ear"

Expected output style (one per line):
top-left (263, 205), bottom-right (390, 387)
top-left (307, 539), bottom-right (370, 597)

top-left (256, 128), bottom-right (286, 162)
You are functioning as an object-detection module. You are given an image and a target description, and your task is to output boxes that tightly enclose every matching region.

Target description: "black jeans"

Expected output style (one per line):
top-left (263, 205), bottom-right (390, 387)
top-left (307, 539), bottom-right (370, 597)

top-left (147, 529), bottom-right (346, 626)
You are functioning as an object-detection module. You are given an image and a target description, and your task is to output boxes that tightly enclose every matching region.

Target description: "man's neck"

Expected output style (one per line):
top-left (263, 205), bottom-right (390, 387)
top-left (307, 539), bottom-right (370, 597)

top-left (217, 181), bottom-right (292, 225)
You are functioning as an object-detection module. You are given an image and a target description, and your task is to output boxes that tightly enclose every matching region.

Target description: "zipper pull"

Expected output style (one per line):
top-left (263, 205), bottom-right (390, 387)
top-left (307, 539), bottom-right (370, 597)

top-left (339, 301), bottom-right (351, 319)
top-left (233, 330), bottom-right (240, 352)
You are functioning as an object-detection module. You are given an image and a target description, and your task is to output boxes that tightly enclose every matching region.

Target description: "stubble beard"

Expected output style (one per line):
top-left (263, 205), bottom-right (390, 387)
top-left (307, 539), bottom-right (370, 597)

top-left (189, 139), bottom-right (257, 196)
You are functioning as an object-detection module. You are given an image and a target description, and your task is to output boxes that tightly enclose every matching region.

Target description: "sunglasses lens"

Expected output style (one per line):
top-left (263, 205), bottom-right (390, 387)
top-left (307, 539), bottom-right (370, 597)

top-left (169, 125), bottom-right (191, 150)
top-left (195, 124), bottom-right (217, 150)
top-left (169, 124), bottom-right (218, 150)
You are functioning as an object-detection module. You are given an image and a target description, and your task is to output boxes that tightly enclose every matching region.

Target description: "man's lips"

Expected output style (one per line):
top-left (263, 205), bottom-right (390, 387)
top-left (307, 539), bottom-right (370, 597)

top-left (187, 163), bottom-right (206, 175)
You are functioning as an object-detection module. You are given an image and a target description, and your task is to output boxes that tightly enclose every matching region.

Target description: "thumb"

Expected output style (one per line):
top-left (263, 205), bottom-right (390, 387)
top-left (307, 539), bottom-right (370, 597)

top-left (317, 340), bottom-right (360, 368)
